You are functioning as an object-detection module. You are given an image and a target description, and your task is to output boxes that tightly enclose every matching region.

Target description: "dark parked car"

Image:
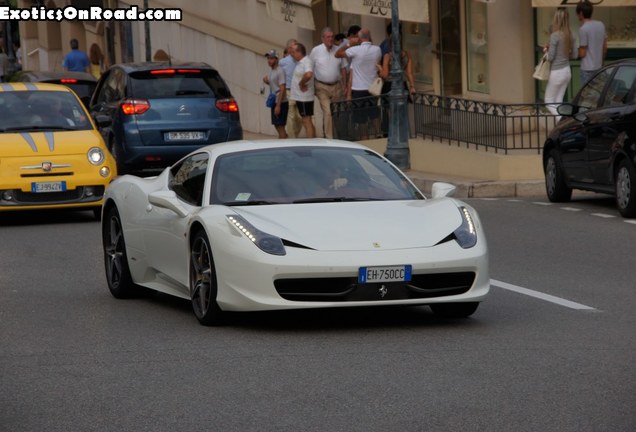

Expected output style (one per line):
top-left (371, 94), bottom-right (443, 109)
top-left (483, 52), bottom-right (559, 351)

top-left (12, 70), bottom-right (97, 107)
top-left (89, 62), bottom-right (243, 175)
top-left (543, 59), bottom-right (636, 217)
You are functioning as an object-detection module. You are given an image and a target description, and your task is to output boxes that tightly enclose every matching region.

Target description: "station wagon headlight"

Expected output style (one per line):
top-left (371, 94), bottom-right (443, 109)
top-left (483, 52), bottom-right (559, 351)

top-left (227, 215), bottom-right (286, 256)
top-left (88, 147), bottom-right (105, 165)
top-left (454, 206), bottom-right (477, 249)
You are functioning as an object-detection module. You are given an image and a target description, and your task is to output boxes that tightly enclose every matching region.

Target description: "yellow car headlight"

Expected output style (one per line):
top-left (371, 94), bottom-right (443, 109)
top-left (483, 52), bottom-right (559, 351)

top-left (88, 147), bottom-right (105, 165)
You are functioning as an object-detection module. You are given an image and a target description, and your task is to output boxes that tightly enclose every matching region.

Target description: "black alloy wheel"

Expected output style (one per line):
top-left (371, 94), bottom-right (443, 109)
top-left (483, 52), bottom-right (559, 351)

top-left (615, 159), bottom-right (636, 218)
top-left (545, 149), bottom-right (572, 202)
top-left (190, 230), bottom-right (225, 326)
top-left (102, 206), bottom-right (142, 298)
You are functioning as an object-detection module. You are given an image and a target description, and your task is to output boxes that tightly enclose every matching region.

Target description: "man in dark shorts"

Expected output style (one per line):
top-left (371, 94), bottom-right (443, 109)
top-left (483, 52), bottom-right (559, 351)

top-left (290, 43), bottom-right (316, 138)
top-left (336, 28), bottom-right (382, 140)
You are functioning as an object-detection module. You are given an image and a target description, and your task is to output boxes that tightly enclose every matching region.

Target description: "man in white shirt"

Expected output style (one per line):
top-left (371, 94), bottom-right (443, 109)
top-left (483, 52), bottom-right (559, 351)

top-left (279, 38), bottom-right (303, 138)
top-left (309, 27), bottom-right (346, 138)
top-left (336, 28), bottom-right (381, 139)
top-left (290, 43), bottom-right (316, 138)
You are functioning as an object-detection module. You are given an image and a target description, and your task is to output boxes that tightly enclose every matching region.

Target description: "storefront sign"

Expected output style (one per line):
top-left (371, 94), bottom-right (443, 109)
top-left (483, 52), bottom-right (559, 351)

top-left (265, 0), bottom-right (316, 30)
top-left (332, 0), bottom-right (429, 23)
top-left (532, 0), bottom-right (636, 6)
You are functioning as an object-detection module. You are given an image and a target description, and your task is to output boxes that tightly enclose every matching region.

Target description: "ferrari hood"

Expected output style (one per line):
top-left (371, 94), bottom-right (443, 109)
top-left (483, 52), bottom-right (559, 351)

top-left (0, 130), bottom-right (104, 158)
top-left (232, 199), bottom-right (464, 251)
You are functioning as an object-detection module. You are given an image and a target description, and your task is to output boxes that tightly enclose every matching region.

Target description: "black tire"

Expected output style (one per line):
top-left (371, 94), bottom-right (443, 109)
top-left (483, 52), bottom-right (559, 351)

top-left (544, 149), bottom-right (572, 202)
top-left (430, 302), bottom-right (479, 318)
top-left (190, 230), bottom-right (225, 326)
top-left (102, 205), bottom-right (142, 298)
top-left (108, 137), bottom-right (127, 176)
top-left (615, 159), bottom-right (636, 218)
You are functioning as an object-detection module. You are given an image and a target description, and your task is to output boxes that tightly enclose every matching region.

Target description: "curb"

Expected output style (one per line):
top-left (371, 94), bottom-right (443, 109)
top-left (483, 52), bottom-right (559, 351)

top-left (406, 175), bottom-right (545, 199)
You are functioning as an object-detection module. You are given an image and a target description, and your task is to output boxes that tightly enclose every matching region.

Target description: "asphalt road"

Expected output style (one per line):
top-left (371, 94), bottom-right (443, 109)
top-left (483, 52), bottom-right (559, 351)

top-left (1, 193), bottom-right (635, 432)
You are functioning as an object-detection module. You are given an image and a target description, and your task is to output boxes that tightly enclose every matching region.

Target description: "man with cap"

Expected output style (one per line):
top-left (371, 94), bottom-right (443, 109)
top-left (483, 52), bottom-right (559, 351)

top-left (263, 49), bottom-right (288, 138)
top-left (279, 39), bottom-right (303, 138)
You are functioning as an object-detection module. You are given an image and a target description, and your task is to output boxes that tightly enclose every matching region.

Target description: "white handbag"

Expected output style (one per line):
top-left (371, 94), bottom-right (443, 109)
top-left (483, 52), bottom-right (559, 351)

top-left (533, 54), bottom-right (551, 81)
top-left (368, 76), bottom-right (384, 96)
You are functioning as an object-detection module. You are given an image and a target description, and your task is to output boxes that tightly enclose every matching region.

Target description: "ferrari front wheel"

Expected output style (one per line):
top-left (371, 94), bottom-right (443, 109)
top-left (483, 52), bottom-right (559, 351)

top-left (190, 230), bottom-right (225, 326)
top-left (102, 206), bottom-right (141, 298)
top-left (430, 302), bottom-right (479, 318)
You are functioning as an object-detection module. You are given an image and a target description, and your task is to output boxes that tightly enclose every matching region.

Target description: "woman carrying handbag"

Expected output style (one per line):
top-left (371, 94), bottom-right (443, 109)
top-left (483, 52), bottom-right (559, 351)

top-left (544, 8), bottom-right (577, 121)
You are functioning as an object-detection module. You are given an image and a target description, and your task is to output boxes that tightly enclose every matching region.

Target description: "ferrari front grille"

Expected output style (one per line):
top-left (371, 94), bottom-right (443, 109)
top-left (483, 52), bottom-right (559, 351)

top-left (274, 272), bottom-right (476, 302)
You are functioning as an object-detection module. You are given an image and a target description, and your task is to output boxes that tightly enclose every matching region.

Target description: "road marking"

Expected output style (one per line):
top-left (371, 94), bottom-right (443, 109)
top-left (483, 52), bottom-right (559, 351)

top-left (591, 213), bottom-right (616, 218)
top-left (560, 207), bottom-right (583, 212)
top-left (491, 279), bottom-right (597, 310)
top-left (625, 220), bottom-right (636, 225)
top-left (533, 202), bottom-right (552, 206)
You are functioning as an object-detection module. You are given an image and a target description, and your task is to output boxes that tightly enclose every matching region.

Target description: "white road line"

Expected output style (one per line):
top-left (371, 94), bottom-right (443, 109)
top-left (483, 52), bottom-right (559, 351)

top-left (490, 279), bottom-right (597, 310)
top-left (591, 213), bottom-right (616, 218)
top-left (625, 220), bottom-right (636, 225)
top-left (533, 202), bottom-right (552, 206)
top-left (560, 207), bottom-right (583, 212)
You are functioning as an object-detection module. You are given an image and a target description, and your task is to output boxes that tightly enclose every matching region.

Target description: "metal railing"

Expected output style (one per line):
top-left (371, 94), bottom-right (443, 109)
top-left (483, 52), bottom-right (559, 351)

top-left (331, 93), bottom-right (559, 154)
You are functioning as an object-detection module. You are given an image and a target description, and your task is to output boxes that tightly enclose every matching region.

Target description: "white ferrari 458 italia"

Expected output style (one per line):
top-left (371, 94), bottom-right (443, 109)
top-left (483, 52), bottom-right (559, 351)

top-left (101, 139), bottom-right (489, 325)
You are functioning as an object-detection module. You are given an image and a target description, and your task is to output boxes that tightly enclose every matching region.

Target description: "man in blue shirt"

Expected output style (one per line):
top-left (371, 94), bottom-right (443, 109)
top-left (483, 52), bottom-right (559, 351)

top-left (63, 39), bottom-right (89, 73)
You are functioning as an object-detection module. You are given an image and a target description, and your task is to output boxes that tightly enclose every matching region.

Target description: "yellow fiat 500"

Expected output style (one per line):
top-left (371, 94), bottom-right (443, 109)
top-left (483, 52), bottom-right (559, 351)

top-left (0, 83), bottom-right (116, 218)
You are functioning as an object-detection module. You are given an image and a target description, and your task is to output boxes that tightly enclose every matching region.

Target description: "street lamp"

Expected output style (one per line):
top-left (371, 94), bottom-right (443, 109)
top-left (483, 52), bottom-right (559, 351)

top-left (383, 0), bottom-right (410, 170)
top-left (144, 0), bottom-right (151, 61)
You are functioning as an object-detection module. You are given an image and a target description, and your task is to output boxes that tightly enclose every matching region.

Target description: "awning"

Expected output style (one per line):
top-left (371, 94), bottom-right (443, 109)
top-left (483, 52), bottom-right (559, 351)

top-left (332, 0), bottom-right (429, 23)
top-left (532, 0), bottom-right (636, 6)
top-left (265, 0), bottom-right (316, 30)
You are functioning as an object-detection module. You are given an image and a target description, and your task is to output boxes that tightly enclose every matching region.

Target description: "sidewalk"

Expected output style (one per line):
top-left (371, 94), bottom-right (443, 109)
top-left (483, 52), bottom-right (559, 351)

top-left (241, 131), bottom-right (546, 199)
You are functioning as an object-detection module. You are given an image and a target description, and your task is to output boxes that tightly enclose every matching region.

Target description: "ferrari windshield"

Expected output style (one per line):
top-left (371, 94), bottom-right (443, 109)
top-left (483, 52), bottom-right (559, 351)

top-left (0, 90), bottom-right (92, 132)
top-left (211, 146), bottom-right (424, 205)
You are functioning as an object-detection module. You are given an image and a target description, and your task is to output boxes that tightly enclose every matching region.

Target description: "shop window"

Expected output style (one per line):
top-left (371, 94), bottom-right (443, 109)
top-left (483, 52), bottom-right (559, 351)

top-left (404, 22), bottom-right (433, 86)
top-left (466, 0), bottom-right (489, 93)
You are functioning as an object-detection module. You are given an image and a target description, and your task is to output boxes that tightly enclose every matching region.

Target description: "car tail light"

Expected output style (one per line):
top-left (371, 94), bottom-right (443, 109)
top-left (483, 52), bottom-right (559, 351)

top-left (150, 69), bottom-right (175, 75)
top-left (60, 79), bottom-right (78, 83)
top-left (121, 99), bottom-right (151, 115)
top-left (149, 69), bottom-right (200, 75)
top-left (216, 98), bottom-right (239, 113)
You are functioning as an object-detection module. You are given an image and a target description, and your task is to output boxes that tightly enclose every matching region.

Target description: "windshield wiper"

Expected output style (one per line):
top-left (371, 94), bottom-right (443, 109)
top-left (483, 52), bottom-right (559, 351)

top-left (176, 90), bottom-right (210, 96)
top-left (221, 200), bottom-right (282, 206)
top-left (292, 197), bottom-right (379, 203)
top-left (1, 125), bottom-right (75, 132)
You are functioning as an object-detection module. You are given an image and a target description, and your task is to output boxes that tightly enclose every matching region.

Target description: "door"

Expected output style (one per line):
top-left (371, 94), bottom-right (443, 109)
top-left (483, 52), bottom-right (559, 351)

top-left (587, 66), bottom-right (636, 186)
top-left (437, 0), bottom-right (462, 96)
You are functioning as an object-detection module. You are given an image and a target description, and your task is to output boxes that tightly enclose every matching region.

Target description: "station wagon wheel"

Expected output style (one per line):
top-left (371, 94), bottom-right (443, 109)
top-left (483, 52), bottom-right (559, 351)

top-left (430, 302), bottom-right (479, 318)
top-left (615, 159), bottom-right (636, 218)
top-left (190, 230), bottom-right (224, 326)
top-left (102, 206), bottom-right (142, 298)
top-left (545, 149), bottom-right (572, 202)
top-left (108, 137), bottom-right (126, 176)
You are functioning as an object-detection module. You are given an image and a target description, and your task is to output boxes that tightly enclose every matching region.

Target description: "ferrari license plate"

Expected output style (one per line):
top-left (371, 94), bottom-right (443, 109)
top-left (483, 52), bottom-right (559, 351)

top-left (358, 265), bottom-right (412, 284)
top-left (165, 131), bottom-right (205, 141)
top-left (31, 181), bottom-right (67, 193)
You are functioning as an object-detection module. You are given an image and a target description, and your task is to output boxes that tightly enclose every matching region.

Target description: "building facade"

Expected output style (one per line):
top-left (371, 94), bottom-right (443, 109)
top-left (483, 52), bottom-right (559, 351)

top-left (14, 0), bottom-right (636, 136)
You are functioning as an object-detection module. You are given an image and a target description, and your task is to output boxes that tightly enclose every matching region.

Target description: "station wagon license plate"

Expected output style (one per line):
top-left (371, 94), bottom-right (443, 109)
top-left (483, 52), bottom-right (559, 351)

top-left (358, 265), bottom-right (412, 284)
top-left (31, 181), bottom-right (67, 193)
top-left (165, 131), bottom-right (205, 141)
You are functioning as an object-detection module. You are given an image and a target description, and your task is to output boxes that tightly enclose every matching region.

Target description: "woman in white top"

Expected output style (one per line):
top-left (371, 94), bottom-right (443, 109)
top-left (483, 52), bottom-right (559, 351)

top-left (544, 8), bottom-right (577, 121)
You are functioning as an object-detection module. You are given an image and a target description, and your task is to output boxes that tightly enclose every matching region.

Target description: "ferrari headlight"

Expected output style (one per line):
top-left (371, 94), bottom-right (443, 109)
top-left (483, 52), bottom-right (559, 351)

top-left (454, 206), bottom-right (477, 249)
top-left (227, 215), bottom-right (286, 256)
top-left (88, 147), bottom-right (105, 165)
